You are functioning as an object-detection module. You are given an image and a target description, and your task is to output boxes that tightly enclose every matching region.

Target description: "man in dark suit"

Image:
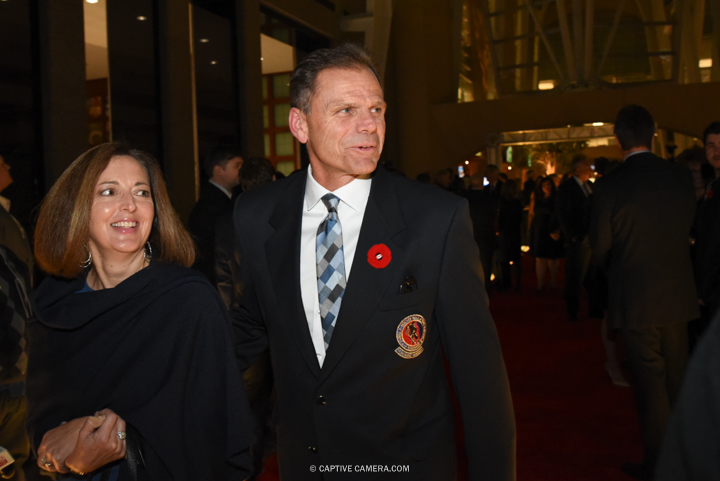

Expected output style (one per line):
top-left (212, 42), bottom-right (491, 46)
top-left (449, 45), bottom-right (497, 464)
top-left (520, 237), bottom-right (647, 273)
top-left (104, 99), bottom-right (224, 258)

top-left (0, 155), bottom-right (33, 481)
top-left (693, 121), bottom-right (720, 331)
top-left (556, 156), bottom-right (593, 321)
top-left (233, 45), bottom-right (515, 481)
top-left (188, 145), bottom-right (243, 285)
top-left (590, 105), bottom-right (699, 480)
top-left (465, 172), bottom-right (496, 291)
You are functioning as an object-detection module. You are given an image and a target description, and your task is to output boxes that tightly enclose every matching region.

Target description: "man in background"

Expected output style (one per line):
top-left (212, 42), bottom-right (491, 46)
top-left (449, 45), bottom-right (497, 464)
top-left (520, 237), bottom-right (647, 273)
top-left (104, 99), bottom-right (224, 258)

top-left (0, 155), bottom-right (33, 481)
top-left (556, 156), bottom-right (593, 322)
top-left (590, 105), bottom-right (698, 480)
top-left (188, 145), bottom-right (243, 285)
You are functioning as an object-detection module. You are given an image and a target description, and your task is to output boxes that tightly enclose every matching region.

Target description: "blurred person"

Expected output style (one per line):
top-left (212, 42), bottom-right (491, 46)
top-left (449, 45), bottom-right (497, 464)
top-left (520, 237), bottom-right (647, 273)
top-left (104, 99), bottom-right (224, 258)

top-left (692, 121), bottom-right (720, 344)
top-left (188, 145), bottom-right (243, 285)
top-left (215, 157), bottom-right (276, 309)
top-left (28, 143), bottom-right (252, 480)
top-left (232, 44), bottom-right (515, 480)
top-left (590, 105), bottom-right (698, 480)
top-left (466, 172), bottom-right (496, 291)
top-left (676, 146), bottom-right (710, 201)
top-left (528, 177), bottom-right (563, 290)
top-left (556, 156), bottom-right (593, 321)
top-left (433, 168), bottom-right (452, 189)
top-left (497, 179), bottom-right (523, 291)
top-left (485, 164), bottom-right (503, 206)
top-left (415, 172), bottom-right (432, 184)
top-left (655, 308), bottom-right (720, 480)
top-left (549, 173), bottom-right (562, 188)
top-left (0, 154), bottom-right (33, 481)
top-left (216, 157), bottom-right (277, 481)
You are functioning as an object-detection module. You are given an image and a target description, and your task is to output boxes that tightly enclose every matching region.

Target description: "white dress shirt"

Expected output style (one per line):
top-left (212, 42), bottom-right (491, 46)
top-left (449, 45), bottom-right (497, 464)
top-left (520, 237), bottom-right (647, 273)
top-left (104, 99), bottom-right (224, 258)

top-left (209, 180), bottom-right (233, 199)
top-left (300, 166), bottom-right (372, 367)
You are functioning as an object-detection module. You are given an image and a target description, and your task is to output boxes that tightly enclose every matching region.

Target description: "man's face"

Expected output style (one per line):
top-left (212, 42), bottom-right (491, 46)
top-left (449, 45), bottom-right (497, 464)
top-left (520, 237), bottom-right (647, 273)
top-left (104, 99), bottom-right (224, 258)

top-left (0, 156), bottom-right (12, 193)
top-left (706, 133), bottom-right (720, 175)
top-left (575, 163), bottom-right (592, 182)
top-left (214, 156), bottom-right (243, 190)
top-left (289, 67), bottom-right (386, 190)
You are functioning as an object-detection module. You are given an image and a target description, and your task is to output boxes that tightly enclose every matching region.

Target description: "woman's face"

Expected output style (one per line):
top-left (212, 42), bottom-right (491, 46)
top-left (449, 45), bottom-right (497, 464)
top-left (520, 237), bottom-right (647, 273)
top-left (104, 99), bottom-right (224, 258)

top-left (542, 180), bottom-right (552, 196)
top-left (88, 155), bottom-right (154, 259)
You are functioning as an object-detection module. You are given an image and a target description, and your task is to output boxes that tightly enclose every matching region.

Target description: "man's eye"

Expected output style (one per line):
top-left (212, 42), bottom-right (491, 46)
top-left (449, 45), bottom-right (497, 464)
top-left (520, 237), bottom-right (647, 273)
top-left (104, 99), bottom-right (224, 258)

top-left (339, 108), bottom-right (351, 113)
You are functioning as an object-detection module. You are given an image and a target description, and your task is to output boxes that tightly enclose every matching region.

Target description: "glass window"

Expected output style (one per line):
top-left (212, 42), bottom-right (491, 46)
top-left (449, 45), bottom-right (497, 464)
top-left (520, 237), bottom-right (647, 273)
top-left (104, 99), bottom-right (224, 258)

top-left (262, 77), bottom-right (268, 100)
top-left (275, 132), bottom-right (294, 156)
top-left (274, 103), bottom-right (290, 127)
top-left (273, 74), bottom-right (291, 98)
top-left (263, 105), bottom-right (270, 129)
top-left (276, 160), bottom-right (295, 177)
top-left (264, 134), bottom-right (271, 158)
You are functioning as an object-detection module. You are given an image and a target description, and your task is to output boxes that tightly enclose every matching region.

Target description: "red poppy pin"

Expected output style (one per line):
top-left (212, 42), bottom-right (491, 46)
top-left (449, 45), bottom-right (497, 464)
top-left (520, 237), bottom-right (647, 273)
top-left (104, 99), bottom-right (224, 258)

top-left (708, 190), bottom-right (714, 199)
top-left (367, 244), bottom-right (392, 269)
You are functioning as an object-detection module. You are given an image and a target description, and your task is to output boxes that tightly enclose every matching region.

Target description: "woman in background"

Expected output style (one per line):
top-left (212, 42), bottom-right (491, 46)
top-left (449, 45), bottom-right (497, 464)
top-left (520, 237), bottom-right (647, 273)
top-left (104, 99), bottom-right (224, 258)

top-left (27, 143), bottom-right (252, 480)
top-left (528, 177), bottom-right (564, 290)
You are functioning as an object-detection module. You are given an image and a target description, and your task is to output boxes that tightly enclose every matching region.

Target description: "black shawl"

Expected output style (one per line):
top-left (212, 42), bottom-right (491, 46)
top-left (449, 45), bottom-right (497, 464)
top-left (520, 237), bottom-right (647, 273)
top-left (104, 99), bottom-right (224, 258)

top-left (26, 262), bottom-right (253, 480)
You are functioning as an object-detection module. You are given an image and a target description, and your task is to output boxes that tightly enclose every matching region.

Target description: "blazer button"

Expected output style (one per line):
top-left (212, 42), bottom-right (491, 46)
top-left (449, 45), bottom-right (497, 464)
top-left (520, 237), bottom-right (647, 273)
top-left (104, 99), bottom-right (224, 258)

top-left (316, 395), bottom-right (327, 405)
top-left (309, 446), bottom-right (317, 452)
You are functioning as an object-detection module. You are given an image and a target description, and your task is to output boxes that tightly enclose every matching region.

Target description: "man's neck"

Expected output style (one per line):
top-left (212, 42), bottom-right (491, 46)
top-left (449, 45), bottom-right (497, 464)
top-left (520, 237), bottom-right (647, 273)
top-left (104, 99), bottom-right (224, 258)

top-left (622, 146), bottom-right (650, 159)
top-left (209, 179), bottom-right (233, 198)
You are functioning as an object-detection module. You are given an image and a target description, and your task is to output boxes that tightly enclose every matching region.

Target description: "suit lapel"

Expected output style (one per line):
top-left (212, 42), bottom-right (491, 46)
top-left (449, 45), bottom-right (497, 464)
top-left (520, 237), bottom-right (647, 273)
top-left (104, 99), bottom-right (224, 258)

top-left (265, 174), bottom-right (322, 378)
top-left (319, 168), bottom-right (407, 382)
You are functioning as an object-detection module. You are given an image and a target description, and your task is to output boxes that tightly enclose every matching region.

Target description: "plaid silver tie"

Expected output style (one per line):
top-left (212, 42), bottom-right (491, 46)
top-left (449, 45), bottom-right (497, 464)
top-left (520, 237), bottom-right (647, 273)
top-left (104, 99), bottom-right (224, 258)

top-left (316, 194), bottom-right (346, 349)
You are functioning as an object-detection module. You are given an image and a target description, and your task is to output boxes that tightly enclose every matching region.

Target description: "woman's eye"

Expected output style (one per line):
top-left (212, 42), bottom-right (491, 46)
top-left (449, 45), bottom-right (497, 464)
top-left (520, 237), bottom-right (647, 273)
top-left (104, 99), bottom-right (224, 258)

top-left (100, 188), bottom-right (114, 196)
top-left (136, 190), bottom-right (150, 197)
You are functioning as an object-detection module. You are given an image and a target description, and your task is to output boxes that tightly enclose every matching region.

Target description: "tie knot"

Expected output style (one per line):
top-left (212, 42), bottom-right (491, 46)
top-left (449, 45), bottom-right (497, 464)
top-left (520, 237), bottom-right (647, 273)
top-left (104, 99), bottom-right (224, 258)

top-left (321, 194), bottom-right (340, 212)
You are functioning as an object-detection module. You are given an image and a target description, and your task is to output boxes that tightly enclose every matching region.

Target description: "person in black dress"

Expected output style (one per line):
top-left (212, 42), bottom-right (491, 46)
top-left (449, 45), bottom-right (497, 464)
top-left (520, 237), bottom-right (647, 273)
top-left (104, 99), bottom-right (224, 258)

top-left (528, 177), bottom-right (563, 290)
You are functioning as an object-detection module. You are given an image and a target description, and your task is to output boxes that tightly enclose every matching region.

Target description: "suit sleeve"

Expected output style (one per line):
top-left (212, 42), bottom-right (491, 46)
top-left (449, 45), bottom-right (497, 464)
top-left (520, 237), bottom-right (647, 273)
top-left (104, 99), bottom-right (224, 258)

top-left (435, 199), bottom-right (516, 481)
top-left (589, 180), bottom-right (612, 272)
top-left (555, 183), bottom-right (575, 241)
top-left (231, 206), bottom-right (269, 373)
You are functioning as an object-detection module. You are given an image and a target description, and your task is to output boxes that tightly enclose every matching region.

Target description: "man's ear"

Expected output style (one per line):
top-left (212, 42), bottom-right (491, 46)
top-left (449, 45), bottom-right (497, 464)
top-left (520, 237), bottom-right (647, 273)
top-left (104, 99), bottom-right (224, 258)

top-left (289, 107), bottom-right (309, 144)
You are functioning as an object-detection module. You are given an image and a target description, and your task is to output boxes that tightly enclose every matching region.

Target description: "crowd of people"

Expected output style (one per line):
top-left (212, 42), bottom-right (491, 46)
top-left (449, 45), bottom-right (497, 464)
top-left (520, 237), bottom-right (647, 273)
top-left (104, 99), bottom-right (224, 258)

top-left (1, 43), bottom-right (719, 481)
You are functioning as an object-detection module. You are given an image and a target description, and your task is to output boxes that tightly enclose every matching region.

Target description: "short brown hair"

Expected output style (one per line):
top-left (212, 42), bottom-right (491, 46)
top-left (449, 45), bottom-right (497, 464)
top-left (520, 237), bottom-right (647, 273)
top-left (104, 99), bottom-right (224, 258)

top-left (34, 143), bottom-right (196, 278)
top-left (290, 43), bottom-right (382, 114)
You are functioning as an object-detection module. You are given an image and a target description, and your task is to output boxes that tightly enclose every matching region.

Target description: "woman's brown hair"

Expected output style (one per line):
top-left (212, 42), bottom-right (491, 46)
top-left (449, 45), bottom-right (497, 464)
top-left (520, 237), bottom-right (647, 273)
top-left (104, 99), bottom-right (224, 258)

top-left (34, 143), bottom-right (196, 278)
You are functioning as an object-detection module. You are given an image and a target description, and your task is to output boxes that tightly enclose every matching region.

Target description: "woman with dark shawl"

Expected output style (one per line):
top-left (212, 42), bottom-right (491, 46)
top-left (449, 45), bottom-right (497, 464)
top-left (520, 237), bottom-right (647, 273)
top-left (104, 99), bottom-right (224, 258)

top-left (27, 143), bottom-right (253, 480)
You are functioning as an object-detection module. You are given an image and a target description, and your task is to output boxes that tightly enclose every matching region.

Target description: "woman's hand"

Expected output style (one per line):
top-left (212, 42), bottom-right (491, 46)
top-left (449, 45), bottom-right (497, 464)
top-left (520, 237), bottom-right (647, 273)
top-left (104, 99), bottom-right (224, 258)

top-left (37, 416), bottom-right (104, 473)
top-left (64, 409), bottom-right (128, 476)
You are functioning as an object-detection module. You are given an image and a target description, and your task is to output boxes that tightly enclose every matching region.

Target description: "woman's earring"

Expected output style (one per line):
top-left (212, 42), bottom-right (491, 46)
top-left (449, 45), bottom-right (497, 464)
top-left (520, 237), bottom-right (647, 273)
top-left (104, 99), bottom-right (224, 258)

top-left (144, 242), bottom-right (153, 262)
top-left (82, 249), bottom-right (92, 269)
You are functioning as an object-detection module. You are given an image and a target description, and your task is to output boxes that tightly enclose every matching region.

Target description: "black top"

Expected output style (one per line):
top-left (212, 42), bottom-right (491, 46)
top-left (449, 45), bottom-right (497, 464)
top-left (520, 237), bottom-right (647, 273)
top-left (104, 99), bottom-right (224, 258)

top-left (188, 183), bottom-right (234, 285)
top-left (26, 262), bottom-right (253, 480)
top-left (694, 177), bottom-right (720, 314)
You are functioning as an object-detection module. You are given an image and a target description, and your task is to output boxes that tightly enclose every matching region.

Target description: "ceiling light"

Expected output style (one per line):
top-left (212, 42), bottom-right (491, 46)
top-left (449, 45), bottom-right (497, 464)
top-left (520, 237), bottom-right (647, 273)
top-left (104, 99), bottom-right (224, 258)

top-left (538, 80), bottom-right (555, 90)
top-left (592, 122), bottom-right (604, 127)
top-left (260, 57), bottom-right (264, 61)
top-left (508, 166), bottom-right (512, 170)
top-left (699, 58), bottom-right (712, 68)
top-left (211, 61), bottom-right (217, 65)
top-left (464, 161), bottom-right (469, 165)
top-left (200, 38), bottom-right (209, 43)
top-left (137, 16), bottom-right (147, 21)
top-left (86, 0), bottom-right (99, 3)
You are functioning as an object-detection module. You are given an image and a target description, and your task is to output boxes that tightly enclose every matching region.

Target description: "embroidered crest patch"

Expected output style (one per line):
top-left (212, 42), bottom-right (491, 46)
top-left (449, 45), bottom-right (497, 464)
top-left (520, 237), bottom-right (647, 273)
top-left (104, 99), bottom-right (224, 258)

top-left (395, 314), bottom-right (427, 359)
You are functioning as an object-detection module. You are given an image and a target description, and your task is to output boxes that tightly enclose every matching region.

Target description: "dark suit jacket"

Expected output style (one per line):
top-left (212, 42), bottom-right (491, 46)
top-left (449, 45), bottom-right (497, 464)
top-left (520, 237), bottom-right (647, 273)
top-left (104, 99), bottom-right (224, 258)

top-left (693, 178), bottom-right (720, 314)
top-left (187, 183), bottom-right (234, 285)
top-left (589, 152), bottom-right (699, 329)
top-left (555, 177), bottom-right (591, 242)
top-left (0, 204), bottom-right (33, 284)
top-left (233, 166), bottom-right (515, 481)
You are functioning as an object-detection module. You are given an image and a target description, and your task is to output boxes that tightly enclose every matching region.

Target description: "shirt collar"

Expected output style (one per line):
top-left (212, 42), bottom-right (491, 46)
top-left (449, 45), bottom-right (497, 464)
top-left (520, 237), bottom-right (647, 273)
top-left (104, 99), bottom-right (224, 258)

top-left (304, 165), bottom-right (372, 212)
top-left (209, 180), bottom-right (233, 199)
top-left (0, 195), bottom-right (10, 212)
top-left (623, 149), bottom-right (650, 161)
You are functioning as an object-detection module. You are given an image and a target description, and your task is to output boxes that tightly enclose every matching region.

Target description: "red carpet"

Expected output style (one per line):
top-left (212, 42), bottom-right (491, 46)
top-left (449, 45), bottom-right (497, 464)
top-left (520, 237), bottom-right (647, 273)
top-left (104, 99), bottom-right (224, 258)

top-left (258, 254), bottom-right (643, 480)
